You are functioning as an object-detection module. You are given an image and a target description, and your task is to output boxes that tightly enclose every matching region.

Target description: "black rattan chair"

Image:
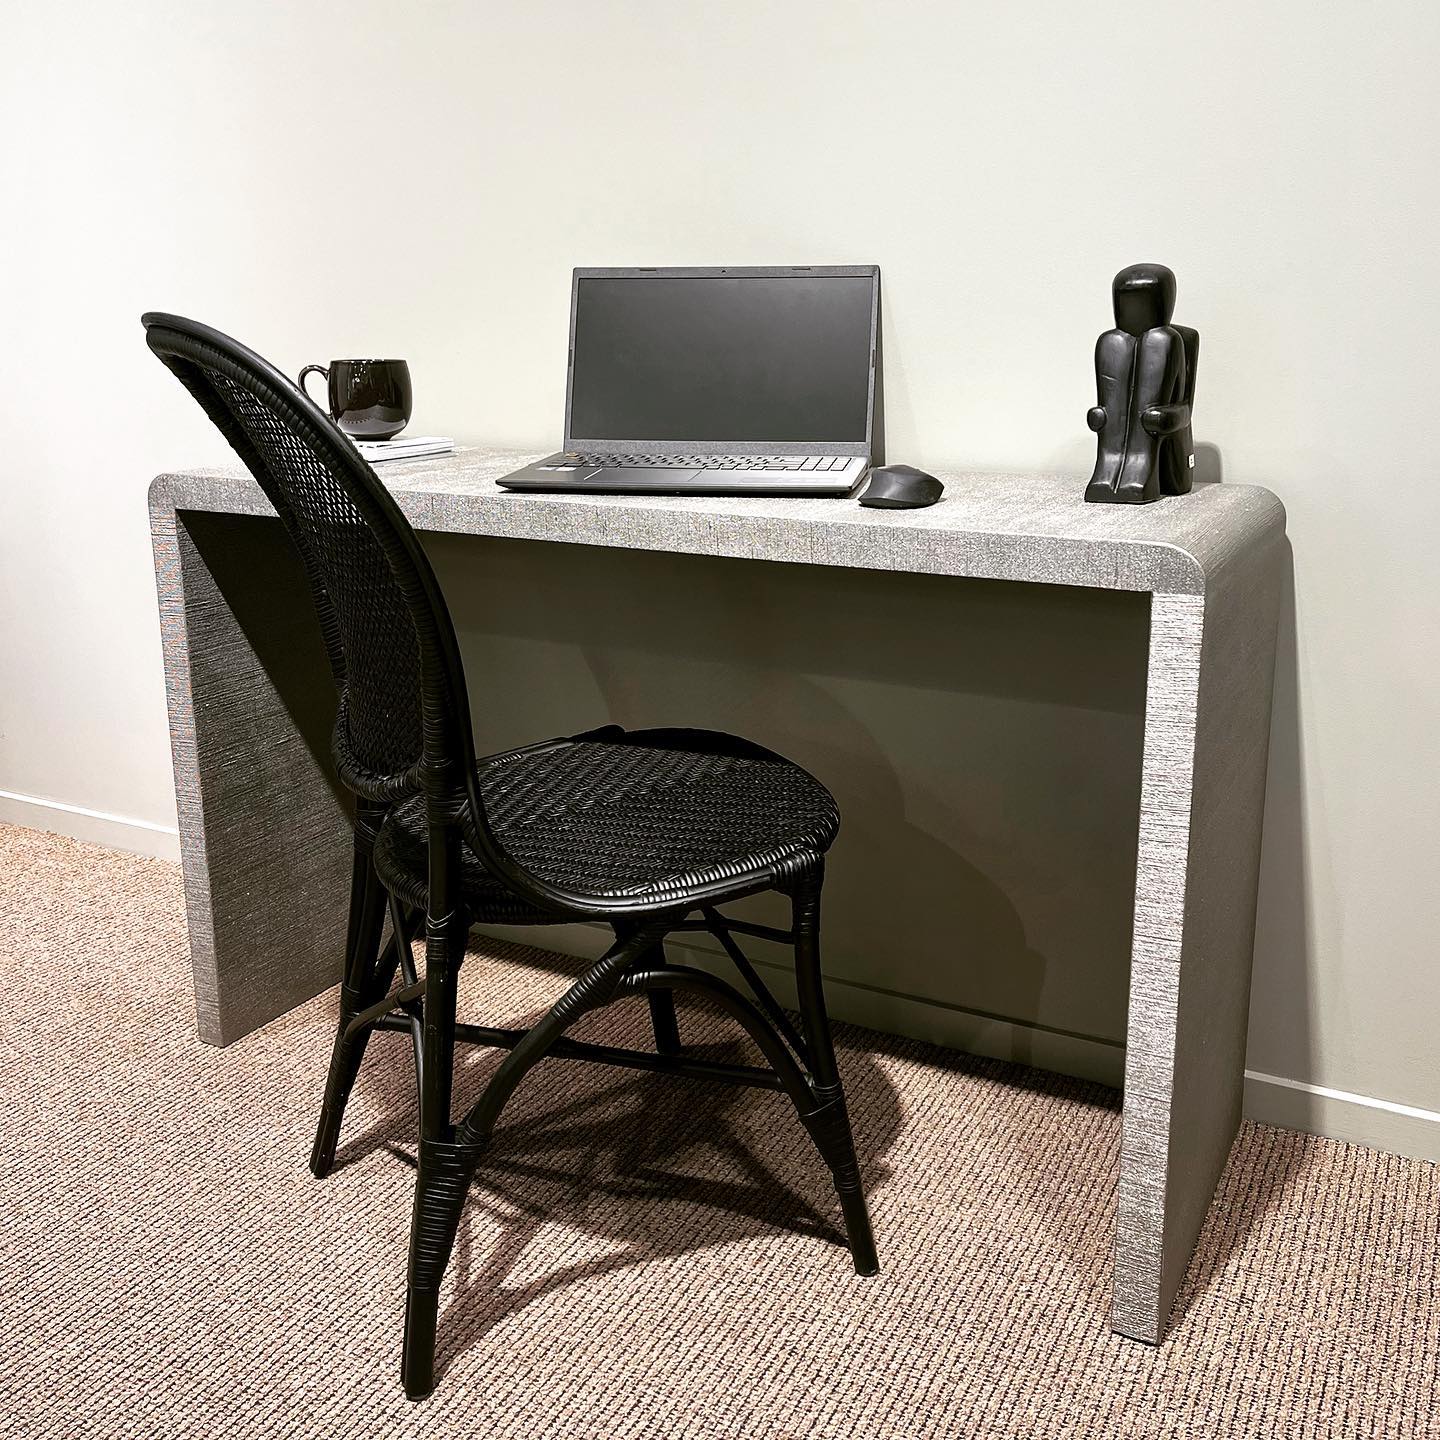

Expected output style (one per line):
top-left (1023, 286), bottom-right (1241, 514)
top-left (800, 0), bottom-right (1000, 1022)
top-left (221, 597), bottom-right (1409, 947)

top-left (143, 313), bottom-right (877, 1399)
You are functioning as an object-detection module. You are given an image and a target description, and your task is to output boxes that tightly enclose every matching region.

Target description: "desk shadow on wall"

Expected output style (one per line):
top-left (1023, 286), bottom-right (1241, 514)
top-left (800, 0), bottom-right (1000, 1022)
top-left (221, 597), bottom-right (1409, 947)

top-left (1192, 441), bottom-right (1224, 487)
top-left (427, 533), bottom-right (1150, 1079)
top-left (1246, 540), bottom-right (1312, 1104)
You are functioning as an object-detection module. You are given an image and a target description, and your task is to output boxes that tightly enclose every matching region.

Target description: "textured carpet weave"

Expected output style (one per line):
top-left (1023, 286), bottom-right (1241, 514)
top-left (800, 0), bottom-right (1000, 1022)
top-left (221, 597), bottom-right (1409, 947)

top-left (0, 824), bottom-right (1435, 1438)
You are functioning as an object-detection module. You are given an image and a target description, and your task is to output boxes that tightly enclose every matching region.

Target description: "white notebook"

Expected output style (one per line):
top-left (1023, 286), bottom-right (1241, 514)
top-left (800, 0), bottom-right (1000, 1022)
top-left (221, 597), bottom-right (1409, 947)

top-left (351, 436), bottom-right (454, 463)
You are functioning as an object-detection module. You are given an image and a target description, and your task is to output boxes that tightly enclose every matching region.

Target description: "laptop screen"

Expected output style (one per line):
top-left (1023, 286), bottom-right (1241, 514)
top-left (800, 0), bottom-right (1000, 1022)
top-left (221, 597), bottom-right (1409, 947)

top-left (567, 270), bottom-right (876, 447)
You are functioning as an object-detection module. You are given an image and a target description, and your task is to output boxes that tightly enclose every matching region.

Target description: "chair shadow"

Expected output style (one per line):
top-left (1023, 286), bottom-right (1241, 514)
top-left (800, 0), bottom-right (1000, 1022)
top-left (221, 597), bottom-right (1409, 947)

top-left (333, 942), bottom-right (905, 1384)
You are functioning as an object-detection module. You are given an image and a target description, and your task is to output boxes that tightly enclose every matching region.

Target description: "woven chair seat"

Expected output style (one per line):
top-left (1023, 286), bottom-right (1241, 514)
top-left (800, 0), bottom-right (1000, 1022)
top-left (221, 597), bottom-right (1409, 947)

top-left (374, 727), bottom-right (839, 913)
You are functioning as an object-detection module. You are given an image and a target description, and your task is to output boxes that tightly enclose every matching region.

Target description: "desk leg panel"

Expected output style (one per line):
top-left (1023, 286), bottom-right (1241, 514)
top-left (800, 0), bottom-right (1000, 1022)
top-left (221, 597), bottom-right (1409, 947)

top-left (1114, 547), bottom-right (1283, 1342)
top-left (151, 503), bottom-right (352, 1045)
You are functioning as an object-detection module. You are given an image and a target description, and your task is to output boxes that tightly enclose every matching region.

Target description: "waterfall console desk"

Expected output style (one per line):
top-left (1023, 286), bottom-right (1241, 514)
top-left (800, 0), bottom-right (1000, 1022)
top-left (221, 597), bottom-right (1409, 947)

top-left (148, 448), bottom-right (1286, 1346)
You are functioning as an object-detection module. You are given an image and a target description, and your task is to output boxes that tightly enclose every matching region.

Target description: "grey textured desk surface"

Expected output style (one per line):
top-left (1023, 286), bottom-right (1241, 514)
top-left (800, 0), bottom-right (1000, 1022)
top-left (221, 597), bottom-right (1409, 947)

top-left (149, 448), bottom-right (1286, 1349)
top-left (152, 446), bottom-right (1282, 596)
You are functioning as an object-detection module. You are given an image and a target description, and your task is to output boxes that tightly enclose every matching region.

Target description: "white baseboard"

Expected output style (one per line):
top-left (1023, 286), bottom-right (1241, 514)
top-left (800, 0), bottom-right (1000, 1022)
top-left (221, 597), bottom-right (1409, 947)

top-left (476, 922), bottom-right (1440, 1163)
top-left (1243, 1070), bottom-right (1440, 1164)
top-left (0, 789), bottom-right (181, 862)
top-left (3, 809), bottom-right (1430, 1163)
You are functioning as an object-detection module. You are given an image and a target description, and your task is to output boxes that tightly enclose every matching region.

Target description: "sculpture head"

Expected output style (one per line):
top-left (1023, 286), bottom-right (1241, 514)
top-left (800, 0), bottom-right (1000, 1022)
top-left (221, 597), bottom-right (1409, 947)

top-left (1112, 263), bottom-right (1176, 336)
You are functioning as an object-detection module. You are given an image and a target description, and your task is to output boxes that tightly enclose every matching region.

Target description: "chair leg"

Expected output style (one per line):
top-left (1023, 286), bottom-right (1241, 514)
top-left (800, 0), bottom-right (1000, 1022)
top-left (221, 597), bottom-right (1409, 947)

top-left (791, 871), bottom-right (878, 1276)
top-left (646, 968), bottom-right (682, 1055)
top-left (401, 918), bottom-right (671, 1399)
top-left (615, 922), bottom-right (681, 1055)
top-left (310, 834), bottom-right (391, 1178)
top-left (390, 890), bottom-right (426, 1116)
top-left (402, 903), bottom-right (470, 1401)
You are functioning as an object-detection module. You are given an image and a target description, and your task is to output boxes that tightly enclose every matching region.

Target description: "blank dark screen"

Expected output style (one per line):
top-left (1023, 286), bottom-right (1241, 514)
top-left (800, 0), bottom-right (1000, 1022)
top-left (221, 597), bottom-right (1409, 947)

top-left (568, 274), bottom-right (874, 443)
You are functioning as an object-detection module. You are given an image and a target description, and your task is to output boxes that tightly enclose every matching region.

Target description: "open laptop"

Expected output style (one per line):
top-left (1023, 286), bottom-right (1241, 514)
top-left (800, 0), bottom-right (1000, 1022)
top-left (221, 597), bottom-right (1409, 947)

top-left (498, 265), bottom-right (881, 496)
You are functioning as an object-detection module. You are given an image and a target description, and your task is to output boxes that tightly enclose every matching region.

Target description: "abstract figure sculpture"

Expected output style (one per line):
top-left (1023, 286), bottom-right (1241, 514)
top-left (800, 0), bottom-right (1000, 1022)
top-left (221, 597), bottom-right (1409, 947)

top-left (1085, 263), bottom-right (1199, 505)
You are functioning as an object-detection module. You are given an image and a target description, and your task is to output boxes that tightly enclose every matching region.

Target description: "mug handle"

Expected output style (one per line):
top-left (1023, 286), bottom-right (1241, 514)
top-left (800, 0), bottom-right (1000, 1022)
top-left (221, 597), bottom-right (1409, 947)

top-left (297, 364), bottom-right (330, 415)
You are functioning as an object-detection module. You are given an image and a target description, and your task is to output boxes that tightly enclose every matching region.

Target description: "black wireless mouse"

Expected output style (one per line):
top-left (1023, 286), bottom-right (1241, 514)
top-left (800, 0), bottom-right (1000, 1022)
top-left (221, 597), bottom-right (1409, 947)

top-left (858, 463), bottom-right (945, 509)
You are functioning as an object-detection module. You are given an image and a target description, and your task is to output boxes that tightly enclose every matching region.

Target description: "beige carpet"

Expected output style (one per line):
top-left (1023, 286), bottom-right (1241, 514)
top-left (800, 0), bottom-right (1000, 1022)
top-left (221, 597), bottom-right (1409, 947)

top-left (1, 824), bottom-right (1435, 1439)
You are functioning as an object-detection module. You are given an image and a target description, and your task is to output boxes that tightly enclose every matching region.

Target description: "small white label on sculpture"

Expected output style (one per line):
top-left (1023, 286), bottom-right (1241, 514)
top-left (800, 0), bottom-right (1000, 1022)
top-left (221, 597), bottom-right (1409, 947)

top-left (1188, 453), bottom-right (1196, 469)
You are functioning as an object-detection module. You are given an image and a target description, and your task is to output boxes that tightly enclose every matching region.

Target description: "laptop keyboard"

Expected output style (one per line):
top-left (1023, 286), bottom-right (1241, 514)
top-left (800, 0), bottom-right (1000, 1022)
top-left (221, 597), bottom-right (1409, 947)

top-left (562, 453), bottom-right (853, 471)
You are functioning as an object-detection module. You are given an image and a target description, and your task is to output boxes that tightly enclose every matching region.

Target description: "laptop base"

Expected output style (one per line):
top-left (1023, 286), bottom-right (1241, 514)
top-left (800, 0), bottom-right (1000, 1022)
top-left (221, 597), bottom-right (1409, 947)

top-left (498, 455), bottom-right (867, 498)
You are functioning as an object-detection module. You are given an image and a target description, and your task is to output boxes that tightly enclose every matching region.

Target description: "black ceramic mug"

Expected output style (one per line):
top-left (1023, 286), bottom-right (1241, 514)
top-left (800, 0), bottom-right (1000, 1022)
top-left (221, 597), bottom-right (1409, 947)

top-left (298, 358), bottom-right (412, 440)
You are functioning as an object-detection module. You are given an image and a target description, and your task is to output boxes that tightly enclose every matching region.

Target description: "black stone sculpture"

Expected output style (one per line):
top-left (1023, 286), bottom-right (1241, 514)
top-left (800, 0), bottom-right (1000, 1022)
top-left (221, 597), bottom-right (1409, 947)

top-left (1085, 263), bottom-right (1199, 505)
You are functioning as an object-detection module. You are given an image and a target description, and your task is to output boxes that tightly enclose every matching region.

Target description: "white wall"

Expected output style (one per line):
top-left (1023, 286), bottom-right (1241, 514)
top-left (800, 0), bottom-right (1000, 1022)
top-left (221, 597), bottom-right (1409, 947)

top-left (3, 1), bottom-right (1438, 1154)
